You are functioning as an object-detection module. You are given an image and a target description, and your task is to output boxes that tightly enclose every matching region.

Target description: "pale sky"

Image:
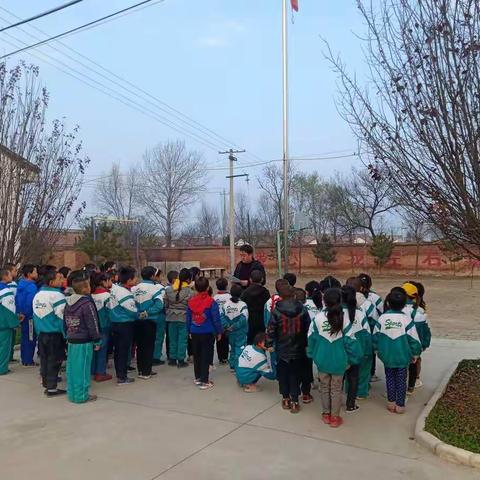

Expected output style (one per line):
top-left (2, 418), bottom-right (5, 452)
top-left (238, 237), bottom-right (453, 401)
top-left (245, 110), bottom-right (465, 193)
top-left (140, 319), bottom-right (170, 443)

top-left (0, 0), bottom-right (369, 221)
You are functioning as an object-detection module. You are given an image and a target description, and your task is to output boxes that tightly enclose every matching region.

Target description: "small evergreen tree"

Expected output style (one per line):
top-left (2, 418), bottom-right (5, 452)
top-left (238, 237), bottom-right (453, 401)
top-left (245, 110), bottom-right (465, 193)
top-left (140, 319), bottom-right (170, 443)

top-left (369, 233), bottom-right (394, 271)
top-left (313, 234), bottom-right (337, 267)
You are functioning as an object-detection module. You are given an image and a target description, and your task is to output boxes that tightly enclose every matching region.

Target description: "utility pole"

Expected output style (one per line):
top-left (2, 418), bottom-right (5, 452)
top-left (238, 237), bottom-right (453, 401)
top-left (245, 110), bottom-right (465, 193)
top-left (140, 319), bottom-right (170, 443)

top-left (220, 189), bottom-right (228, 240)
top-left (219, 148), bottom-right (245, 273)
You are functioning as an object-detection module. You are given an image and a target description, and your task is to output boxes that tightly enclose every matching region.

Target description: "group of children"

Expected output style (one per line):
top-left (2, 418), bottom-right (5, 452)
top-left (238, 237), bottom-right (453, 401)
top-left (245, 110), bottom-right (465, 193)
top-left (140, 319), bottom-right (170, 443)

top-left (0, 260), bottom-right (431, 428)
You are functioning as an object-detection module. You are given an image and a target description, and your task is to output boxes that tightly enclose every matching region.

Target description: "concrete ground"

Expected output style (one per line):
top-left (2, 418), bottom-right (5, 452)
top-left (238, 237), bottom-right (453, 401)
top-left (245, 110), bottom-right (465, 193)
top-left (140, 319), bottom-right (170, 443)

top-left (1, 338), bottom-right (479, 480)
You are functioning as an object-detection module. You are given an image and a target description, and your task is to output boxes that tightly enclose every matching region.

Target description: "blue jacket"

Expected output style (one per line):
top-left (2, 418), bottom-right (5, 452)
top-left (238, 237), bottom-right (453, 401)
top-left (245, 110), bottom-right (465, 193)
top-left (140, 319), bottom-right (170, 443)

top-left (186, 293), bottom-right (222, 335)
top-left (16, 278), bottom-right (38, 320)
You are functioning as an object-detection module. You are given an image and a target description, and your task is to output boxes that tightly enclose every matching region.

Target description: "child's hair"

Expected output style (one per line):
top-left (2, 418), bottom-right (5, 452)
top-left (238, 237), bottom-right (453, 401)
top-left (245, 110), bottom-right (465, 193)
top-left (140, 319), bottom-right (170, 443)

top-left (141, 266), bottom-right (157, 281)
top-left (305, 280), bottom-right (322, 308)
top-left (253, 332), bottom-right (266, 345)
top-left (319, 275), bottom-right (341, 292)
top-left (385, 288), bottom-right (407, 311)
top-left (58, 266), bottom-right (71, 279)
top-left (43, 269), bottom-right (58, 287)
top-left (275, 278), bottom-right (289, 293)
top-left (5, 263), bottom-right (16, 273)
top-left (250, 269), bottom-right (264, 284)
top-left (409, 280), bottom-right (426, 309)
top-left (90, 272), bottom-right (111, 291)
top-left (0, 268), bottom-right (10, 281)
top-left (176, 268), bottom-right (192, 300)
top-left (167, 270), bottom-right (179, 284)
top-left (68, 270), bottom-right (90, 293)
top-left (100, 261), bottom-right (116, 272)
top-left (358, 273), bottom-right (373, 291)
top-left (341, 285), bottom-right (357, 323)
top-left (230, 284), bottom-right (243, 303)
top-left (83, 263), bottom-right (98, 274)
top-left (283, 272), bottom-right (297, 287)
top-left (194, 276), bottom-right (209, 293)
top-left (346, 276), bottom-right (362, 292)
top-left (277, 282), bottom-right (294, 299)
top-left (189, 267), bottom-right (201, 281)
top-left (323, 288), bottom-right (344, 335)
top-left (118, 266), bottom-right (136, 285)
top-left (294, 288), bottom-right (306, 304)
top-left (21, 264), bottom-right (36, 278)
top-left (216, 277), bottom-right (228, 291)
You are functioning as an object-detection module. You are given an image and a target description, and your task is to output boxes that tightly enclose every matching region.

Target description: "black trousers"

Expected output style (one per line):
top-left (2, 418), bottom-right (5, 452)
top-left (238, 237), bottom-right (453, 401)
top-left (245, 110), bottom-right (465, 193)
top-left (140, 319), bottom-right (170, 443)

top-left (38, 332), bottom-right (65, 390)
top-left (111, 322), bottom-right (134, 381)
top-left (345, 364), bottom-right (360, 409)
top-left (216, 333), bottom-right (229, 362)
top-left (277, 358), bottom-right (303, 403)
top-left (300, 357), bottom-right (313, 395)
top-left (191, 333), bottom-right (215, 383)
top-left (134, 320), bottom-right (157, 376)
top-left (408, 362), bottom-right (418, 390)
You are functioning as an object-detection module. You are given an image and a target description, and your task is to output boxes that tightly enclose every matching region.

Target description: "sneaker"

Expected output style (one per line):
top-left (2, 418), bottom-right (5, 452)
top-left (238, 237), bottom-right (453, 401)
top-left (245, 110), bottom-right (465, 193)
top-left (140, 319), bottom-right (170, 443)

top-left (407, 387), bottom-right (415, 396)
top-left (219, 359), bottom-right (228, 365)
top-left (194, 378), bottom-right (202, 386)
top-left (387, 402), bottom-right (396, 413)
top-left (117, 377), bottom-right (135, 385)
top-left (302, 394), bottom-right (314, 404)
top-left (9, 358), bottom-right (18, 363)
top-left (94, 373), bottom-right (112, 382)
top-left (243, 384), bottom-right (259, 393)
top-left (209, 364), bottom-right (217, 371)
top-left (152, 359), bottom-right (165, 366)
top-left (370, 375), bottom-right (380, 382)
top-left (290, 402), bottom-right (300, 414)
top-left (415, 379), bottom-right (423, 388)
top-left (346, 405), bottom-right (360, 413)
top-left (198, 381), bottom-right (214, 390)
top-left (330, 416), bottom-right (343, 428)
top-left (395, 405), bottom-right (406, 414)
top-left (127, 366), bottom-right (135, 371)
top-left (282, 398), bottom-right (291, 410)
top-left (45, 388), bottom-right (67, 397)
top-left (322, 413), bottom-right (332, 425)
top-left (177, 360), bottom-right (188, 368)
top-left (168, 359), bottom-right (177, 367)
top-left (229, 367), bottom-right (235, 373)
top-left (87, 395), bottom-right (98, 402)
top-left (356, 396), bottom-right (368, 401)
top-left (138, 374), bottom-right (151, 380)
top-left (23, 363), bottom-right (37, 367)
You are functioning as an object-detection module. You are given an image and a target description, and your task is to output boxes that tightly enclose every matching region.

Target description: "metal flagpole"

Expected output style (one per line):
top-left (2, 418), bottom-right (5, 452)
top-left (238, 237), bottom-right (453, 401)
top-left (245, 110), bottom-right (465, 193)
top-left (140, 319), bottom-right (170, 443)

top-left (282, 0), bottom-right (290, 273)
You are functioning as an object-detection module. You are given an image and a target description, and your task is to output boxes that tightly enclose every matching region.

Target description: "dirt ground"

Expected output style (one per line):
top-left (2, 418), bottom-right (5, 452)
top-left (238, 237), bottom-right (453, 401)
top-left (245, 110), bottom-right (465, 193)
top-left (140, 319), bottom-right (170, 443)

top-left (263, 274), bottom-right (480, 341)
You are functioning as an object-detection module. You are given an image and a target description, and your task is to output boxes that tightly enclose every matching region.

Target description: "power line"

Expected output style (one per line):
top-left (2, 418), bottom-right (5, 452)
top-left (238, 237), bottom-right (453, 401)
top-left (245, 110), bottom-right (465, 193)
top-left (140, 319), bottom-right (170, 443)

top-left (0, 0), bottom-right (158, 60)
top-left (0, 0), bottom-right (84, 33)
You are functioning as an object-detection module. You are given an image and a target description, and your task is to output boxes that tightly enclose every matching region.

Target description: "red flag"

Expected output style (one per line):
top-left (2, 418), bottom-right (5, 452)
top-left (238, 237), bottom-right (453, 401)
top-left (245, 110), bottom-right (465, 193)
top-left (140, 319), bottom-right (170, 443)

top-left (291, 0), bottom-right (298, 12)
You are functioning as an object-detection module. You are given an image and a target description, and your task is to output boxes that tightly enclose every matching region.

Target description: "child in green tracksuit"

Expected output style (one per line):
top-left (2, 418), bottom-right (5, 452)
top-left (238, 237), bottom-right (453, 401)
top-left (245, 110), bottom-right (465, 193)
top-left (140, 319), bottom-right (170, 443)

top-left (373, 288), bottom-right (422, 414)
top-left (307, 287), bottom-right (362, 428)
top-left (221, 284), bottom-right (248, 370)
top-left (0, 268), bottom-right (19, 375)
top-left (64, 270), bottom-right (101, 403)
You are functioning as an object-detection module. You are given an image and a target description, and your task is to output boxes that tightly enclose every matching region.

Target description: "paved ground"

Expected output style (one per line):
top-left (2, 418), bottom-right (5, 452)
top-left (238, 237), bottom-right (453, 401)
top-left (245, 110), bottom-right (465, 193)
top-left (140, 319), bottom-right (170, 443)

top-left (1, 338), bottom-right (479, 480)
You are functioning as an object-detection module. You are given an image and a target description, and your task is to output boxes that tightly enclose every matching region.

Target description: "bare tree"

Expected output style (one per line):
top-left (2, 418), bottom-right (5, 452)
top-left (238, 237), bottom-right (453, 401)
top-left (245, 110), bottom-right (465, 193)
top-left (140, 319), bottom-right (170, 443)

top-left (196, 201), bottom-right (220, 243)
top-left (255, 192), bottom-right (279, 239)
top-left (235, 190), bottom-right (256, 245)
top-left (139, 140), bottom-right (206, 246)
top-left (326, 0), bottom-right (480, 258)
top-left (0, 62), bottom-right (88, 264)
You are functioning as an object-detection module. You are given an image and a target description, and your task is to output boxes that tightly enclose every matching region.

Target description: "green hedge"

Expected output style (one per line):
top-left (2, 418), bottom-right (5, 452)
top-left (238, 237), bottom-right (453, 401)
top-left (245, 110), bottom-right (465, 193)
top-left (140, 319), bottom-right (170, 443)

top-left (425, 359), bottom-right (480, 454)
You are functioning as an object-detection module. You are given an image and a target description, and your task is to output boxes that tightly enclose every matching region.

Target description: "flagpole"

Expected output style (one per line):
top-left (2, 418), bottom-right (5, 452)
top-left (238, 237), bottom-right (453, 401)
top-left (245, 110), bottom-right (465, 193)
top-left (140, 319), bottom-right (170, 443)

top-left (282, 0), bottom-right (290, 273)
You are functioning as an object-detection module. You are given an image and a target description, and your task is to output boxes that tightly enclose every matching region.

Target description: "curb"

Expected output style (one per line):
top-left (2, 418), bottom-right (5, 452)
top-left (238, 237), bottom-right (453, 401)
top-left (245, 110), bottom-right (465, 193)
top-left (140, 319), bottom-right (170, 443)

top-left (415, 361), bottom-right (480, 469)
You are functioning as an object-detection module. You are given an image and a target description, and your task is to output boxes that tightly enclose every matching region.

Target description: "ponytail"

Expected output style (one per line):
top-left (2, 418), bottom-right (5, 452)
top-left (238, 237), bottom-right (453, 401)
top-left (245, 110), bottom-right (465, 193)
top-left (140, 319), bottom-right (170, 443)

top-left (341, 285), bottom-right (357, 323)
top-left (323, 288), bottom-right (343, 335)
top-left (176, 268), bottom-right (191, 301)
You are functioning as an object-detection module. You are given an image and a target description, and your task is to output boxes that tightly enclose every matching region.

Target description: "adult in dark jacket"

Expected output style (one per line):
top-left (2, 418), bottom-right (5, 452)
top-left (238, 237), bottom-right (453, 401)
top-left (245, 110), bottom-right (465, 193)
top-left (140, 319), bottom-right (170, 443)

top-left (266, 283), bottom-right (310, 413)
top-left (241, 270), bottom-right (270, 344)
top-left (63, 270), bottom-right (101, 403)
top-left (233, 244), bottom-right (266, 289)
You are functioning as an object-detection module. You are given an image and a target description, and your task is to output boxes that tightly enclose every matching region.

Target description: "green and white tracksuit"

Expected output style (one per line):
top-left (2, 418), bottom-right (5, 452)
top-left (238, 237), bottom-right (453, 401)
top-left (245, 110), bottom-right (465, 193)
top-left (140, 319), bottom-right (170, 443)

top-left (109, 284), bottom-right (138, 323)
top-left (307, 310), bottom-right (362, 376)
top-left (403, 302), bottom-right (431, 351)
top-left (133, 280), bottom-right (166, 359)
top-left (373, 310), bottom-right (422, 368)
top-left (263, 294), bottom-right (280, 328)
top-left (345, 305), bottom-right (372, 397)
top-left (0, 284), bottom-right (19, 374)
top-left (221, 299), bottom-right (248, 369)
top-left (213, 292), bottom-right (230, 310)
top-left (368, 290), bottom-right (384, 316)
top-left (304, 298), bottom-right (321, 322)
top-left (32, 287), bottom-right (66, 334)
top-left (236, 345), bottom-right (276, 385)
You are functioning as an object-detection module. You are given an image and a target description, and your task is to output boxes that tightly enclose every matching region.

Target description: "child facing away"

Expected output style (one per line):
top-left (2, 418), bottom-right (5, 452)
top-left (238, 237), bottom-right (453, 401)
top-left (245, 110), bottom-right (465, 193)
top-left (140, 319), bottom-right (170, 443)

top-left (401, 282), bottom-right (431, 394)
top-left (373, 288), bottom-right (422, 414)
top-left (236, 332), bottom-right (276, 392)
top-left (132, 266), bottom-right (165, 379)
top-left (0, 268), bottom-right (19, 375)
top-left (163, 270), bottom-right (178, 362)
top-left (221, 284), bottom-right (248, 371)
top-left (266, 283), bottom-right (310, 414)
top-left (164, 268), bottom-right (194, 368)
top-left (90, 272), bottom-right (113, 382)
top-left (64, 271), bottom-right (101, 403)
top-left (110, 266), bottom-right (147, 385)
top-left (151, 268), bottom-right (167, 366)
top-left (304, 281), bottom-right (323, 321)
top-left (33, 269), bottom-right (67, 397)
top-left (263, 278), bottom-right (289, 328)
top-left (186, 276), bottom-right (223, 390)
top-left (213, 277), bottom-right (230, 365)
top-left (307, 288), bottom-right (362, 428)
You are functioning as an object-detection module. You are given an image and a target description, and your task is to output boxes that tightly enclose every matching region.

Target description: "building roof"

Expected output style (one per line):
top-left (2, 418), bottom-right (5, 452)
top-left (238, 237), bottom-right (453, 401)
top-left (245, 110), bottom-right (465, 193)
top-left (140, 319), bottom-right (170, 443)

top-left (0, 144), bottom-right (40, 174)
